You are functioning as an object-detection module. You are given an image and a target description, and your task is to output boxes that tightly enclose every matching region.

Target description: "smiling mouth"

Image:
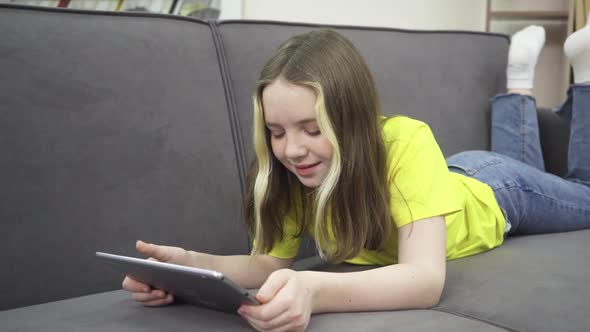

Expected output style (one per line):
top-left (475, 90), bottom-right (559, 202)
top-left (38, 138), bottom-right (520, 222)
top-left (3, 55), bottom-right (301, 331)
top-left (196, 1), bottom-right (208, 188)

top-left (294, 162), bottom-right (321, 169)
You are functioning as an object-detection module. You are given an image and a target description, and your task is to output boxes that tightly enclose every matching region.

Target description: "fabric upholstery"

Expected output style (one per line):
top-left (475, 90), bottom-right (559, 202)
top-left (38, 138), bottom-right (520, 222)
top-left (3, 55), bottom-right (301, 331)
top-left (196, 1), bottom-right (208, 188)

top-left (0, 5), bottom-right (249, 310)
top-left (217, 21), bottom-right (509, 162)
top-left (538, 107), bottom-right (570, 176)
top-left (3, 229), bottom-right (589, 331)
top-left (311, 229), bottom-right (590, 332)
top-left (0, 290), bottom-right (505, 332)
top-left (437, 229), bottom-right (590, 332)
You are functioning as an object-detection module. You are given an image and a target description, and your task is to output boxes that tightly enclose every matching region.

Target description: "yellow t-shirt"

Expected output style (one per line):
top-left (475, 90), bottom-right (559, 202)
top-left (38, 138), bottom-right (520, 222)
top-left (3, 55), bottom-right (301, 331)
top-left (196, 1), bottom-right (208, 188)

top-left (262, 116), bottom-right (507, 264)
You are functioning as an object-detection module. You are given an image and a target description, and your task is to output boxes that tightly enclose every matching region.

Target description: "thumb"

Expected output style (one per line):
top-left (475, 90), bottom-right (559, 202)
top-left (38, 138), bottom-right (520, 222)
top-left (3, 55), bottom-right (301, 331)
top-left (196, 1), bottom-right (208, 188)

top-left (257, 270), bottom-right (292, 304)
top-left (136, 240), bottom-right (173, 262)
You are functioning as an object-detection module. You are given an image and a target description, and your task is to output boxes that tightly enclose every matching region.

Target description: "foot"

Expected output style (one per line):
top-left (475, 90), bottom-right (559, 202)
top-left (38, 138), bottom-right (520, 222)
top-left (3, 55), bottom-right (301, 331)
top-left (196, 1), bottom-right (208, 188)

top-left (564, 13), bottom-right (590, 84)
top-left (507, 25), bottom-right (546, 90)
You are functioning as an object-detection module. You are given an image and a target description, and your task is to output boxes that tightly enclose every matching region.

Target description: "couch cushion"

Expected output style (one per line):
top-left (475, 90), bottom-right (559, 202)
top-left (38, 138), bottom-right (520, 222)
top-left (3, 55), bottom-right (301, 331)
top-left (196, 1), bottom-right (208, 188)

top-left (310, 230), bottom-right (590, 331)
top-left (436, 229), bottom-right (590, 332)
top-left (0, 5), bottom-right (248, 310)
top-left (312, 229), bottom-right (590, 332)
top-left (3, 230), bottom-right (588, 331)
top-left (0, 290), bottom-right (506, 332)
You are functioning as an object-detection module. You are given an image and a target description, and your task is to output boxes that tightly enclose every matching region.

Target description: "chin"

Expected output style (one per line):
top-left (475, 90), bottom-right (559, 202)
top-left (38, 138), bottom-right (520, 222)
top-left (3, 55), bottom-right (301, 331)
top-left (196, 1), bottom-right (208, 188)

top-left (298, 177), bottom-right (322, 188)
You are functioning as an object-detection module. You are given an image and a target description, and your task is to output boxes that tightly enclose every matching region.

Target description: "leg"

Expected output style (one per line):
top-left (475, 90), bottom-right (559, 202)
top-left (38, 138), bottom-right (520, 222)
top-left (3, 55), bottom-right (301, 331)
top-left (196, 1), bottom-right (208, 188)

top-left (491, 93), bottom-right (545, 171)
top-left (564, 20), bottom-right (590, 183)
top-left (490, 26), bottom-right (546, 171)
top-left (566, 84), bottom-right (590, 184)
top-left (447, 151), bottom-right (590, 236)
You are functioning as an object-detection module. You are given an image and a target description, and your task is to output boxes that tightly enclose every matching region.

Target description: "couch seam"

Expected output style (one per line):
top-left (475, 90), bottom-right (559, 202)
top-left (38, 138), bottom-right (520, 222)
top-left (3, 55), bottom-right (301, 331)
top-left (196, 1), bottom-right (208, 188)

top-left (209, 23), bottom-right (247, 193)
top-left (209, 22), bottom-right (248, 241)
top-left (430, 308), bottom-right (519, 332)
top-left (217, 19), bottom-right (510, 41)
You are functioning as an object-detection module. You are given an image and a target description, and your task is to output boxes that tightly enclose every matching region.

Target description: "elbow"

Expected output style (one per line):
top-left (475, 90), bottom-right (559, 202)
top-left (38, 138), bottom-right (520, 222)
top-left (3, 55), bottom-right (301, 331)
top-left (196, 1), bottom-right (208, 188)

top-left (417, 271), bottom-right (445, 309)
top-left (424, 276), bottom-right (445, 308)
top-left (426, 289), bottom-right (443, 308)
top-left (416, 284), bottom-right (443, 309)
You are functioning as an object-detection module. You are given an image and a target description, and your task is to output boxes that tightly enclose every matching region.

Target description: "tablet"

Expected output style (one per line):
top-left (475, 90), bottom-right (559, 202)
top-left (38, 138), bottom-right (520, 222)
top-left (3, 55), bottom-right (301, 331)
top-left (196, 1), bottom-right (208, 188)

top-left (96, 252), bottom-right (258, 313)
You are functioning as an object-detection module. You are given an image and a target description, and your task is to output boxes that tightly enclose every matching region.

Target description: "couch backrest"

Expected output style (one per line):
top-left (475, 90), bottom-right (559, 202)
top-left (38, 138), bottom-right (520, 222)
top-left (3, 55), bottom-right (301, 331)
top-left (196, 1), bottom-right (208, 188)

top-left (0, 5), bottom-right (248, 310)
top-left (217, 21), bottom-right (509, 162)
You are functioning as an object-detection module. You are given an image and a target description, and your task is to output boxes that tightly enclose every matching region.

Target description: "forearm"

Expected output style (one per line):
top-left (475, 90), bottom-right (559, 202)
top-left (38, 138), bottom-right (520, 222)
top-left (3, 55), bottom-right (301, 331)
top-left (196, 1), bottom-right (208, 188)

top-left (187, 251), bottom-right (281, 289)
top-left (306, 263), bottom-right (445, 313)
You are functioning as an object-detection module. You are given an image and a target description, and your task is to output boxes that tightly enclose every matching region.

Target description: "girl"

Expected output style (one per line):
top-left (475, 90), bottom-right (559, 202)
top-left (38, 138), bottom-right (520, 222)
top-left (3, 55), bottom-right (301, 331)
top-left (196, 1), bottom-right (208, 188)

top-left (123, 23), bottom-right (590, 331)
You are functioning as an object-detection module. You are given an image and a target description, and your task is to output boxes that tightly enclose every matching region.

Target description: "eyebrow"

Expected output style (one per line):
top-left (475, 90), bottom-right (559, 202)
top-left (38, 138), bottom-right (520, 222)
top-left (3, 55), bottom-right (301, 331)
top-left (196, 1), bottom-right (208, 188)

top-left (265, 118), bottom-right (317, 128)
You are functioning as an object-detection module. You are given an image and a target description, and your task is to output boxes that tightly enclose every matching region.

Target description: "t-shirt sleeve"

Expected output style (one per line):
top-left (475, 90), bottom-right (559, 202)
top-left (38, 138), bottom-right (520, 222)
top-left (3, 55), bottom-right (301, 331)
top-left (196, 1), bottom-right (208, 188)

top-left (387, 121), bottom-right (462, 228)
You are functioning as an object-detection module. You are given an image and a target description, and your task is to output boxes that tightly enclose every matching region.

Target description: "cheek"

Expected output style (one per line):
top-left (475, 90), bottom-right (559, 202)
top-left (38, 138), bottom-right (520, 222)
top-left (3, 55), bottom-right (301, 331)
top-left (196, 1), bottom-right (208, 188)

top-left (270, 140), bottom-right (284, 160)
top-left (319, 139), bottom-right (334, 160)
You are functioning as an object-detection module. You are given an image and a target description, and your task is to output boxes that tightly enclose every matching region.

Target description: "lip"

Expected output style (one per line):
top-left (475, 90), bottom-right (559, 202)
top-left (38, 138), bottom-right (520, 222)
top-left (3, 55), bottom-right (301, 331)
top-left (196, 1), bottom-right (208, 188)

top-left (294, 162), bottom-right (321, 169)
top-left (293, 162), bottom-right (321, 177)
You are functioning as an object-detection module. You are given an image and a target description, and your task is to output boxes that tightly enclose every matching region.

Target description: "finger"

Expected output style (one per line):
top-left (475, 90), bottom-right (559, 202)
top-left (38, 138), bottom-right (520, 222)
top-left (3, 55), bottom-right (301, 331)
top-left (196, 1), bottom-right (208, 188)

top-left (256, 270), bottom-right (292, 304)
top-left (268, 322), bottom-right (305, 332)
top-left (240, 314), bottom-right (266, 332)
top-left (136, 240), bottom-right (180, 263)
top-left (241, 299), bottom-right (290, 323)
top-left (241, 308), bottom-right (292, 331)
top-left (244, 275), bottom-right (295, 320)
top-left (122, 276), bottom-right (151, 293)
top-left (142, 294), bottom-right (174, 307)
top-left (136, 240), bottom-right (167, 261)
top-left (132, 289), bottom-right (169, 302)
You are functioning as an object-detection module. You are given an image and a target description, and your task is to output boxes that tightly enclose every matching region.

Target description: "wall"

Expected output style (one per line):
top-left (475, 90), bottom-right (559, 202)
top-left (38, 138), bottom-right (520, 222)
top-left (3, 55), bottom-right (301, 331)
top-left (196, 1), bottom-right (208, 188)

top-left (489, 0), bottom-right (571, 107)
top-left (242, 0), bottom-right (571, 108)
top-left (243, 0), bottom-right (487, 31)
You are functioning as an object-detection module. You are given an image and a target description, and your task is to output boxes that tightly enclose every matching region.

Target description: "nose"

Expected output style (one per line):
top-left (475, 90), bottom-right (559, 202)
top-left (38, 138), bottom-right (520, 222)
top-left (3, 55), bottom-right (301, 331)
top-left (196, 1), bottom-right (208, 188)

top-left (284, 134), bottom-right (307, 161)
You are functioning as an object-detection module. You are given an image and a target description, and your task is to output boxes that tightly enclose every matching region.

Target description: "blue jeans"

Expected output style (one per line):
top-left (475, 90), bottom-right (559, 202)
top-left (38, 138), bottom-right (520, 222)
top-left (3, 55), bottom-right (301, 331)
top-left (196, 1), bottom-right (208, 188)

top-left (446, 84), bottom-right (590, 236)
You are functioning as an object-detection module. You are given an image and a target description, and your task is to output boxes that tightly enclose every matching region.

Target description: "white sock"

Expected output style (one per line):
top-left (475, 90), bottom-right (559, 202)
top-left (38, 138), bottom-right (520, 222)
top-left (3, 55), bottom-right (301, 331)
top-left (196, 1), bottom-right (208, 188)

top-left (507, 26), bottom-right (546, 89)
top-left (564, 14), bottom-right (590, 84)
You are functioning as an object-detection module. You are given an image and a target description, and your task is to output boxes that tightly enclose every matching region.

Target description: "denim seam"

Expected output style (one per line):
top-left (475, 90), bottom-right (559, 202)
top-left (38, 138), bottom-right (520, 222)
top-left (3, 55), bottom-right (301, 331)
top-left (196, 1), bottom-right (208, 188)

top-left (448, 157), bottom-right (503, 176)
top-left (489, 182), bottom-right (520, 191)
top-left (566, 177), bottom-right (590, 187)
top-left (495, 185), bottom-right (590, 214)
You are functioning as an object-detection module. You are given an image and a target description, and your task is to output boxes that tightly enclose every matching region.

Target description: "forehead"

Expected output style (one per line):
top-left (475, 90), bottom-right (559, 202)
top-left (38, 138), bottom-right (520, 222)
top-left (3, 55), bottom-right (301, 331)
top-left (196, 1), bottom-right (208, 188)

top-left (262, 78), bottom-right (317, 125)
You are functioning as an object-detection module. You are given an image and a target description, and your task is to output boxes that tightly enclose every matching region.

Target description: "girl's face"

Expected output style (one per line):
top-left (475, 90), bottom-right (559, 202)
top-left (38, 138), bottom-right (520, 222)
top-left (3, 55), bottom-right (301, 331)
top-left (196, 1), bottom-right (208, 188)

top-left (262, 78), bottom-right (334, 188)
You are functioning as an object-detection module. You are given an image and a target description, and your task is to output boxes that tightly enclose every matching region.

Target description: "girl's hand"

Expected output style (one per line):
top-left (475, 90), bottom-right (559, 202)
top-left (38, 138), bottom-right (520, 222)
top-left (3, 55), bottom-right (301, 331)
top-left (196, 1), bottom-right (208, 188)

top-left (121, 240), bottom-right (191, 307)
top-left (238, 269), bottom-right (314, 332)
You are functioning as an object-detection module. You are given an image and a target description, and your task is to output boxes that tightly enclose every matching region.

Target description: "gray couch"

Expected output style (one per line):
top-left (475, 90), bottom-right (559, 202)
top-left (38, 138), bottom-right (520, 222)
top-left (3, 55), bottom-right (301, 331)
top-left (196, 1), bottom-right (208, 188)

top-left (1, 4), bottom-right (588, 332)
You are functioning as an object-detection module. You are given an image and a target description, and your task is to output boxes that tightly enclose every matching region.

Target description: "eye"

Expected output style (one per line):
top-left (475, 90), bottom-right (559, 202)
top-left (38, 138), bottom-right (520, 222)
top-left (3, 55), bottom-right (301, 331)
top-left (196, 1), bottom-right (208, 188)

top-left (270, 132), bottom-right (285, 139)
top-left (306, 129), bottom-right (321, 136)
top-left (266, 127), bottom-right (284, 139)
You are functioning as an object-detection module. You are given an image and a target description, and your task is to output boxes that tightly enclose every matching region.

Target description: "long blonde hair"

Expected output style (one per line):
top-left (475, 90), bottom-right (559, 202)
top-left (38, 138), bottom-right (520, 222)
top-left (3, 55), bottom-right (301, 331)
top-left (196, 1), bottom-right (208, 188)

top-left (243, 29), bottom-right (392, 262)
